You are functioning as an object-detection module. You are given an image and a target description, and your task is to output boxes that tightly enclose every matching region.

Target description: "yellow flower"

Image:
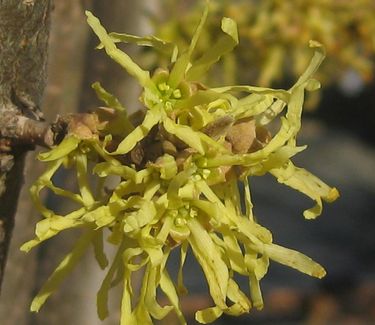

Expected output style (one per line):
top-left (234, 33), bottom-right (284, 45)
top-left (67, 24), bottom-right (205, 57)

top-left (24, 4), bottom-right (339, 324)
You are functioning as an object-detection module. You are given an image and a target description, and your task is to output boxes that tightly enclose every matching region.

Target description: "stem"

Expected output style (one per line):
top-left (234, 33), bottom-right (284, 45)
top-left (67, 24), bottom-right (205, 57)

top-left (0, 112), bottom-right (54, 149)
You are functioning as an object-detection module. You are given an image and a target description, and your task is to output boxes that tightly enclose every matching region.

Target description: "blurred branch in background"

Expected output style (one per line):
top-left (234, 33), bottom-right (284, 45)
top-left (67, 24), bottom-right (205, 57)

top-left (26, 2), bottom-right (94, 324)
top-left (79, 0), bottom-right (151, 113)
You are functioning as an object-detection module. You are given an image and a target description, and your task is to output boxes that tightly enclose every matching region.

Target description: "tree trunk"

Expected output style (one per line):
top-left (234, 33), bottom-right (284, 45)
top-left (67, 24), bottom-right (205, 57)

top-left (0, 1), bottom-right (92, 324)
top-left (0, 1), bottom-right (144, 324)
top-left (0, 0), bottom-right (51, 292)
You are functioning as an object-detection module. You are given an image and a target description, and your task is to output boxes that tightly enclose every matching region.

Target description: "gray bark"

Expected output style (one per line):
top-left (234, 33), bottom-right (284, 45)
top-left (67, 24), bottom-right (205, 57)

top-left (0, 1), bottom-right (144, 324)
top-left (0, 0), bottom-right (51, 292)
top-left (0, 1), bottom-right (92, 324)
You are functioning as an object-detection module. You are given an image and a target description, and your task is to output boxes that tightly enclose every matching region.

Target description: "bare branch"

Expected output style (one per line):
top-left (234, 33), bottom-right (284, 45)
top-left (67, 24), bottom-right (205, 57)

top-left (0, 112), bottom-right (54, 150)
top-left (0, 0), bottom-right (51, 292)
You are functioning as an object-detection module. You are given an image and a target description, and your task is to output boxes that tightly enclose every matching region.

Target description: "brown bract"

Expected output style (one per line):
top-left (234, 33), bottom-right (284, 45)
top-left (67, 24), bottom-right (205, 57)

top-left (66, 113), bottom-right (100, 139)
top-left (225, 117), bottom-right (256, 153)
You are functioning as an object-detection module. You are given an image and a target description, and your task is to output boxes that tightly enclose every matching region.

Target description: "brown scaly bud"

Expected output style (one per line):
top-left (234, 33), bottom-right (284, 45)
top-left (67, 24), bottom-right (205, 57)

top-left (226, 117), bottom-right (256, 153)
top-left (249, 125), bottom-right (272, 152)
top-left (202, 115), bottom-right (234, 140)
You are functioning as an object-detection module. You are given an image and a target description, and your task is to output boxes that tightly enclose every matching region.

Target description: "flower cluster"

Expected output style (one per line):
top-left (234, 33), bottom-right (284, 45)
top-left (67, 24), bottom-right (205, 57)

top-left (24, 5), bottom-right (338, 325)
top-left (153, 0), bottom-right (375, 88)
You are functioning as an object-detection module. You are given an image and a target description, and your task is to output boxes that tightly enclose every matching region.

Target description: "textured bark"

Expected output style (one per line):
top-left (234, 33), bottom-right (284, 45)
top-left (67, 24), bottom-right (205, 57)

top-left (0, 0), bottom-right (51, 292)
top-left (0, 152), bottom-right (42, 325)
top-left (0, 113), bottom-right (54, 148)
top-left (0, 1), bottom-right (144, 324)
top-left (0, 2), bottom-right (92, 324)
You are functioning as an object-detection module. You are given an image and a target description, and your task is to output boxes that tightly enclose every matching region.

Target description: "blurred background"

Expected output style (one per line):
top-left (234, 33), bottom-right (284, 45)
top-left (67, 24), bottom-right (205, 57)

top-left (1, 0), bottom-right (374, 324)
